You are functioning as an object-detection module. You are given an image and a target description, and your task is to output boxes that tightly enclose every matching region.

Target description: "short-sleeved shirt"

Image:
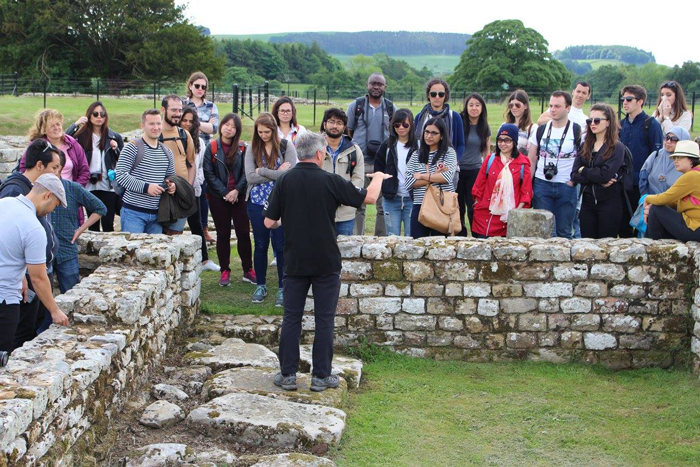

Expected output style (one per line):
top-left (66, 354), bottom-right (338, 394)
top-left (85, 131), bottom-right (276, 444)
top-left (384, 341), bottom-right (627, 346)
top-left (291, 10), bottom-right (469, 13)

top-left (0, 196), bottom-right (47, 304)
top-left (461, 125), bottom-right (491, 170)
top-left (264, 163), bottom-right (367, 276)
top-left (529, 121), bottom-right (578, 184)
top-left (160, 127), bottom-right (195, 180)
top-left (347, 96), bottom-right (396, 165)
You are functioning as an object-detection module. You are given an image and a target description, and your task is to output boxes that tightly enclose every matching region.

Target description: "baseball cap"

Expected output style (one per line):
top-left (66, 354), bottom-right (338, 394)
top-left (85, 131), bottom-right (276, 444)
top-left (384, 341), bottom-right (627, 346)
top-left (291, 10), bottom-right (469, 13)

top-left (34, 173), bottom-right (67, 207)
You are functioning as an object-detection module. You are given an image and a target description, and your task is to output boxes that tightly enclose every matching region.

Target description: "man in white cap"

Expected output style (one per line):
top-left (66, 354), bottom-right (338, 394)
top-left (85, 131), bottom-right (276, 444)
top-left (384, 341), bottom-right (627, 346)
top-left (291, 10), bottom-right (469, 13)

top-left (0, 173), bottom-right (70, 353)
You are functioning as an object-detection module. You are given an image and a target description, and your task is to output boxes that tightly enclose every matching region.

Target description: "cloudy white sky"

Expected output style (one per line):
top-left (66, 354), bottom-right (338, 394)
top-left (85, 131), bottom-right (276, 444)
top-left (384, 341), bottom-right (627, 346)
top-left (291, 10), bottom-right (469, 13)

top-left (179, 0), bottom-right (698, 67)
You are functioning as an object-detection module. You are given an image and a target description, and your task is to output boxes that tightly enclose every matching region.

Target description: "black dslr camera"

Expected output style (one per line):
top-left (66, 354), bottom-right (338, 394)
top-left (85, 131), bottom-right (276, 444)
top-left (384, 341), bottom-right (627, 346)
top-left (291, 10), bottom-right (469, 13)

top-left (89, 172), bottom-right (103, 185)
top-left (0, 350), bottom-right (8, 368)
top-left (543, 162), bottom-right (558, 180)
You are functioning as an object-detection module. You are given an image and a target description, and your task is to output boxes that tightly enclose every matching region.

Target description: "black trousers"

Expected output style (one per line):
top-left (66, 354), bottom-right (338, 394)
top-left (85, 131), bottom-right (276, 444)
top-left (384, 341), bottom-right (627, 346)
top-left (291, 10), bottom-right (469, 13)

top-left (88, 190), bottom-right (119, 232)
top-left (187, 197), bottom-right (208, 262)
top-left (0, 301), bottom-right (20, 353)
top-left (410, 206), bottom-right (444, 239)
top-left (14, 275), bottom-right (40, 351)
top-left (579, 193), bottom-right (623, 239)
top-left (457, 168), bottom-right (480, 236)
top-left (647, 205), bottom-right (700, 241)
top-left (279, 271), bottom-right (340, 378)
top-left (618, 186), bottom-right (639, 238)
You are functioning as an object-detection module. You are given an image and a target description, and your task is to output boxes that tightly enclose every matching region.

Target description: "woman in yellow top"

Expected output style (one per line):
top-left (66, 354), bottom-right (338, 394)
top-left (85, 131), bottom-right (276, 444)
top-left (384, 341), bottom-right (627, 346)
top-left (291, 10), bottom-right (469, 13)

top-left (644, 140), bottom-right (700, 241)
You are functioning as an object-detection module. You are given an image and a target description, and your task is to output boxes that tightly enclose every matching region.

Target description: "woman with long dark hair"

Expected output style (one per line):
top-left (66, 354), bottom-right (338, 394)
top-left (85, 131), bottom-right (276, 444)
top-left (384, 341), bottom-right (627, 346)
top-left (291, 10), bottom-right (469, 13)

top-left (571, 104), bottom-right (626, 239)
top-left (66, 101), bottom-right (124, 231)
top-left (653, 80), bottom-right (692, 132)
top-left (504, 89), bottom-right (538, 155)
top-left (414, 78), bottom-right (465, 163)
top-left (202, 113), bottom-right (254, 287)
top-left (375, 109), bottom-right (418, 236)
top-left (405, 117), bottom-right (457, 238)
top-left (458, 93), bottom-right (491, 235)
top-left (244, 113), bottom-right (297, 306)
top-left (471, 124), bottom-right (532, 238)
top-left (272, 96), bottom-right (307, 147)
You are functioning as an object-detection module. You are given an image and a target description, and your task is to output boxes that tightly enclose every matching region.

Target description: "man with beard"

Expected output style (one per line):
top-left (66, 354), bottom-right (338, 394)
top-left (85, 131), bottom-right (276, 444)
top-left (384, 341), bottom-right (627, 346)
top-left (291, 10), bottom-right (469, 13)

top-left (159, 95), bottom-right (196, 234)
top-left (347, 73), bottom-right (396, 236)
top-left (319, 108), bottom-right (365, 235)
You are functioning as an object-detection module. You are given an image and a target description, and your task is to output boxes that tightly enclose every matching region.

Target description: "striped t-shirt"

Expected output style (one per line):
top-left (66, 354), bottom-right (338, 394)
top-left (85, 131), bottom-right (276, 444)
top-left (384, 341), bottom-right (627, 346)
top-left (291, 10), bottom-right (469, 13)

top-left (405, 147), bottom-right (457, 205)
top-left (115, 140), bottom-right (175, 213)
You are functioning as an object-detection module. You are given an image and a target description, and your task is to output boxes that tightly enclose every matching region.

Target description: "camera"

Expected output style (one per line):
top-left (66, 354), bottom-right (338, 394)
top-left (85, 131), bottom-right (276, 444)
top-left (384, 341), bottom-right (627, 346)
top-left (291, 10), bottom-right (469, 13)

top-left (543, 162), bottom-right (558, 180)
top-left (89, 172), bottom-right (103, 185)
top-left (0, 350), bottom-right (8, 368)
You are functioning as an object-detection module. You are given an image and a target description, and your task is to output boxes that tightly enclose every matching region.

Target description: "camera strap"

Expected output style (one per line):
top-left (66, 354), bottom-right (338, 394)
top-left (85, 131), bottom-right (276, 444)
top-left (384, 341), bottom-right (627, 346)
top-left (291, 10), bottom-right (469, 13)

top-left (543, 120), bottom-right (571, 168)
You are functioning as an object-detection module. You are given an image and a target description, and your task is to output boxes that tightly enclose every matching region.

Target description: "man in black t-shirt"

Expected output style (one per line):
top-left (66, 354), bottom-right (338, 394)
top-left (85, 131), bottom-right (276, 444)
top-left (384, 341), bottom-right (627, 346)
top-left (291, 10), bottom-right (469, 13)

top-left (264, 132), bottom-right (389, 392)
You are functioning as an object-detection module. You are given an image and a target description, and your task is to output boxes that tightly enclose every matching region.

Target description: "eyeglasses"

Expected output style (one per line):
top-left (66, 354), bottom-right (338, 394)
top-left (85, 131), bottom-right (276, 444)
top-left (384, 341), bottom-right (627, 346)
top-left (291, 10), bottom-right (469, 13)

top-left (92, 111), bottom-right (106, 118)
top-left (620, 96), bottom-right (638, 102)
top-left (585, 118), bottom-right (608, 125)
top-left (508, 102), bottom-right (523, 109)
top-left (278, 109), bottom-right (293, 114)
top-left (665, 135), bottom-right (680, 142)
top-left (424, 130), bottom-right (441, 136)
top-left (193, 83), bottom-right (207, 90)
top-left (429, 91), bottom-right (446, 98)
top-left (497, 138), bottom-right (513, 144)
top-left (393, 122), bottom-right (410, 129)
top-left (325, 119), bottom-right (345, 127)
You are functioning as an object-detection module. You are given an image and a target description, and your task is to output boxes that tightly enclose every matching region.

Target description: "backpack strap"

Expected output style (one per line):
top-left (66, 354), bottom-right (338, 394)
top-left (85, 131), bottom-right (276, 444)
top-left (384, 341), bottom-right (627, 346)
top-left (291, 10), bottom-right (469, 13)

top-left (573, 122), bottom-right (582, 152)
top-left (134, 138), bottom-right (146, 170)
top-left (346, 147), bottom-right (358, 177)
top-left (354, 97), bottom-right (365, 121)
top-left (642, 116), bottom-right (654, 152)
top-left (535, 124), bottom-right (546, 153)
top-left (280, 138), bottom-right (287, 159)
top-left (384, 98), bottom-right (394, 120)
top-left (210, 139), bottom-right (218, 164)
top-left (485, 154), bottom-right (496, 177)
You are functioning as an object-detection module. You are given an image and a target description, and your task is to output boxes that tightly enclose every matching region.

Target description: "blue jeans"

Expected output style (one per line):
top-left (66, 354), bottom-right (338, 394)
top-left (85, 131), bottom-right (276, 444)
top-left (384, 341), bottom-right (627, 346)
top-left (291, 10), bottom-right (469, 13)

top-left (247, 202), bottom-right (284, 288)
top-left (120, 207), bottom-right (163, 234)
top-left (383, 195), bottom-right (412, 236)
top-left (55, 257), bottom-right (80, 294)
top-left (336, 219), bottom-right (354, 236)
top-left (573, 184), bottom-right (582, 238)
top-left (532, 178), bottom-right (577, 239)
top-left (168, 217), bottom-right (187, 232)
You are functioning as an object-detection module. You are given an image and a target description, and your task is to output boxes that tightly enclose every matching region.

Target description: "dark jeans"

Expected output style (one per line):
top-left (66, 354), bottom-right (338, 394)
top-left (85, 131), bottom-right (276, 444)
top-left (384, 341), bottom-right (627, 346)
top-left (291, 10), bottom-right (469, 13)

top-left (410, 205), bottom-right (444, 239)
top-left (88, 190), bottom-right (118, 232)
top-left (579, 193), bottom-right (623, 239)
top-left (0, 301), bottom-right (20, 353)
top-left (457, 168), bottom-right (480, 236)
top-left (208, 196), bottom-right (252, 273)
top-left (354, 170), bottom-right (386, 236)
top-left (247, 202), bottom-right (284, 288)
top-left (532, 178), bottom-right (577, 239)
top-left (187, 198), bottom-right (208, 262)
top-left (14, 275), bottom-right (40, 351)
top-left (647, 205), bottom-right (700, 241)
top-left (619, 186), bottom-right (639, 238)
top-left (279, 271), bottom-right (341, 378)
top-left (200, 181), bottom-right (210, 227)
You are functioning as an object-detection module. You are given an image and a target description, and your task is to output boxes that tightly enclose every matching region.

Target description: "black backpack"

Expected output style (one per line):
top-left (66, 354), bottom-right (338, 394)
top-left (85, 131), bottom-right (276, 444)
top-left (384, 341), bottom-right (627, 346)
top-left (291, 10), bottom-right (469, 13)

top-left (354, 96), bottom-right (394, 122)
top-left (159, 127), bottom-right (189, 155)
top-left (346, 148), bottom-right (358, 177)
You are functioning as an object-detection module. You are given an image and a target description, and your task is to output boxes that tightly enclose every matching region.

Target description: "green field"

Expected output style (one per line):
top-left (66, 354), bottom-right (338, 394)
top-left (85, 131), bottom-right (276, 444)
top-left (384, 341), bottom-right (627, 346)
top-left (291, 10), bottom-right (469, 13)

top-left (578, 59), bottom-right (626, 70)
top-left (333, 54), bottom-right (460, 75)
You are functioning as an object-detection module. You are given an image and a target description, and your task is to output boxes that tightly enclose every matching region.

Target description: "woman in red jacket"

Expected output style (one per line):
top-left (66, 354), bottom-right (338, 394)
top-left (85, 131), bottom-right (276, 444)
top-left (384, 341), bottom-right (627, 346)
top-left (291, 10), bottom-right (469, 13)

top-left (471, 124), bottom-right (533, 237)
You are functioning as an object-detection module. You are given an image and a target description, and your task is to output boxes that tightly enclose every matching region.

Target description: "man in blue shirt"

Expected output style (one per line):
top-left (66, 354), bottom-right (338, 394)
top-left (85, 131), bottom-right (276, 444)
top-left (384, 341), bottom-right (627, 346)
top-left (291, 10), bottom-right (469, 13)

top-left (619, 85), bottom-right (664, 237)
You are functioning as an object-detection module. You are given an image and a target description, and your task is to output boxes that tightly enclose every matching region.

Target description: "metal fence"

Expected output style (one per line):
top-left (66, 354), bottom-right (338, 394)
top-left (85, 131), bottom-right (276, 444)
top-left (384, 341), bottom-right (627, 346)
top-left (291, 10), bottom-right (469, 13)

top-left (0, 73), bottom-right (695, 130)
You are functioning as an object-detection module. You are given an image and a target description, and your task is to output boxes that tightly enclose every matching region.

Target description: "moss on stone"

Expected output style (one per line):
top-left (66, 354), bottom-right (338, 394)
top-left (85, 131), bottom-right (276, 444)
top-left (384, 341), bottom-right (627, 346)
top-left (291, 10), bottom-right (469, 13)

top-left (373, 260), bottom-right (404, 281)
top-left (207, 410), bottom-right (221, 418)
top-left (183, 351), bottom-right (212, 361)
top-left (14, 388), bottom-right (37, 399)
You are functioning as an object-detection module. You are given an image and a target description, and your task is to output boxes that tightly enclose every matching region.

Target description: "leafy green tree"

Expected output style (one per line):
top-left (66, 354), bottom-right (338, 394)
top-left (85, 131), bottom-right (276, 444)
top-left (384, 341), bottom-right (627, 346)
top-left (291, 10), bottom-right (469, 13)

top-left (620, 63), bottom-right (670, 95)
top-left (669, 62), bottom-right (700, 93)
top-left (582, 65), bottom-right (626, 98)
top-left (450, 20), bottom-right (571, 92)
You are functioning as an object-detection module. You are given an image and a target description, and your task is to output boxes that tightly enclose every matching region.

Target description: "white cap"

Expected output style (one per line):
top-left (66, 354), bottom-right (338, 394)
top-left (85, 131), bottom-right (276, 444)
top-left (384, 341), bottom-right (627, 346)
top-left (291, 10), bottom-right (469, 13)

top-left (34, 174), bottom-right (67, 208)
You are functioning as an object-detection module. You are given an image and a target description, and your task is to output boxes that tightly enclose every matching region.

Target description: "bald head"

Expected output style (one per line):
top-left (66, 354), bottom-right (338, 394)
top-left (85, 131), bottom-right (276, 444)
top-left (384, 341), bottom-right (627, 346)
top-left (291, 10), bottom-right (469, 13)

top-left (367, 73), bottom-right (387, 98)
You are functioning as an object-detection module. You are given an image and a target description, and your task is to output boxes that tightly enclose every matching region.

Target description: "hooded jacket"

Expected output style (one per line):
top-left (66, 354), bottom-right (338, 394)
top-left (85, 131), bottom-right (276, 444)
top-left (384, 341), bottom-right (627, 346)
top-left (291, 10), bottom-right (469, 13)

top-left (471, 152), bottom-right (533, 237)
top-left (639, 125), bottom-right (691, 196)
top-left (321, 135), bottom-right (365, 222)
top-left (157, 175), bottom-right (198, 226)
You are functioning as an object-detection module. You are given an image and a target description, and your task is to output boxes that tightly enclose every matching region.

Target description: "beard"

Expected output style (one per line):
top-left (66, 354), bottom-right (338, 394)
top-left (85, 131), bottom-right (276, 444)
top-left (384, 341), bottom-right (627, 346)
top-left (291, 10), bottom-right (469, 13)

top-left (165, 114), bottom-right (180, 126)
top-left (325, 127), bottom-right (344, 138)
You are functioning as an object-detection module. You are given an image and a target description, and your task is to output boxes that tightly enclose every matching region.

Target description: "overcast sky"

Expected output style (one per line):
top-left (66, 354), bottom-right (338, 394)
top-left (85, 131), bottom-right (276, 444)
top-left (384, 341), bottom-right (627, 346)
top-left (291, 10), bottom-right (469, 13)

top-left (179, 0), bottom-right (698, 67)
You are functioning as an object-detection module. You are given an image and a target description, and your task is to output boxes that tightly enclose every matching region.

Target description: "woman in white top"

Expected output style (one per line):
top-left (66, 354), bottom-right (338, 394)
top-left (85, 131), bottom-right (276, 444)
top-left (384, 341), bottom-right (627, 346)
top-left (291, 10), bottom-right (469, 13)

top-left (271, 96), bottom-right (307, 148)
top-left (653, 80), bottom-right (692, 132)
top-left (504, 89), bottom-right (538, 155)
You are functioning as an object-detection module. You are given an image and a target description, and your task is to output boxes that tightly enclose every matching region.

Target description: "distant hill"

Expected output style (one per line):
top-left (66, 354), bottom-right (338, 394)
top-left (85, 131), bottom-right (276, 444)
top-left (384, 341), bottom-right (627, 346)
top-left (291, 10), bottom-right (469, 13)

top-left (554, 45), bottom-right (655, 65)
top-left (264, 31), bottom-right (470, 56)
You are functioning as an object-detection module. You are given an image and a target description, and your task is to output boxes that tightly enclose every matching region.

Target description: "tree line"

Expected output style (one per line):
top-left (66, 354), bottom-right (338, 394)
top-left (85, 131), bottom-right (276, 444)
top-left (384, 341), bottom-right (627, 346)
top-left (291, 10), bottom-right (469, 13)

top-left (555, 46), bottom-right (656, 65)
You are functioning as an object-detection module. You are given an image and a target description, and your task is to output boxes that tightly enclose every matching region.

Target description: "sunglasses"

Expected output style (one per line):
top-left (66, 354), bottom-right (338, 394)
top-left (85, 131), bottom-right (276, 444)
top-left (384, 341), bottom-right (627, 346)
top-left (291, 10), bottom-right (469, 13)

top-left (665, 135), bottom-right (680, 142)
top-left (508, 102), bottom-right (523, 109)
top-left (662, 81), bottom-right (677, 89)
top-left (497, 137), bottom-right (513, 144)
top-left (429, 91), bottom-right (446, 98)
top-left (42, 140), bottom-right (57, 153)
top-left (585, 117), bottom-right (608, 125)
top-left (92, 111), bottom-right (106, 118)
top-left (193, 83), bottom-right (207, 90)
top-left (620, 96), bottom-right (638, 102)
top-left (393, 122), bottom-right (410, 129)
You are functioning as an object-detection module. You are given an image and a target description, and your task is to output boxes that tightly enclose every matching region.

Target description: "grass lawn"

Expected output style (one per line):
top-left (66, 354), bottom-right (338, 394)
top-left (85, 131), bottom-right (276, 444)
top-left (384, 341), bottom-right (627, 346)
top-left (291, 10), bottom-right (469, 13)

top-left (334, 348), bottom-right (700, 467)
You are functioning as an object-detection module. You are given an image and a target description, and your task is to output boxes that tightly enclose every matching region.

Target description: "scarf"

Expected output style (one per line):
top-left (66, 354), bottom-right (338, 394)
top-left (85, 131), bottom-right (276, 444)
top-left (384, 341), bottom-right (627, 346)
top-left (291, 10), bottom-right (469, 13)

top-left (416, 104), bottom-right (453, 142)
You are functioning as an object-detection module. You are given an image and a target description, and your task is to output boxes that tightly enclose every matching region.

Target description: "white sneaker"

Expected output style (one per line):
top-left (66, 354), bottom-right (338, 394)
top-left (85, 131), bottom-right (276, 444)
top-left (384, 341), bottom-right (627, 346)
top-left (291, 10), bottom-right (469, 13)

top-left (202, 260), bottom-right (220, 272)
top-left (270, 258), bottom-right (277, 266)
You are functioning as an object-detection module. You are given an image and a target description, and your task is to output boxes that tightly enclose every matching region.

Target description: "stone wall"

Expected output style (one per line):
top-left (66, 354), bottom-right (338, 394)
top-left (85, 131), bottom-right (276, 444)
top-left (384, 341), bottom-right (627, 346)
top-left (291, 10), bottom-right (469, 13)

top-left (0, 136), bottom-right (25, 182)
top-left (329, 236), bottom-right (696, 370)
top-left (0, 232), bottom-right (201, 467)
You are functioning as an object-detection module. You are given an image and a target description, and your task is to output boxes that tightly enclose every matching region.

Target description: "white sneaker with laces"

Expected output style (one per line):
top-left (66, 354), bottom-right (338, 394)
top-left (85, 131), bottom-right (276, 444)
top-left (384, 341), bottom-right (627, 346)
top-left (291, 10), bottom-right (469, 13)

top-left (202, 260), bottom-right (220, 272)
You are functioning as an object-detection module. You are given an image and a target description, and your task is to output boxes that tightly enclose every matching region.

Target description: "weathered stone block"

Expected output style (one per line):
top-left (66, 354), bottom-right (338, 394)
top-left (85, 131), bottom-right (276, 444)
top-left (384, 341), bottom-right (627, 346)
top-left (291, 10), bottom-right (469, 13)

top-left (349, 283), bottom-right (383, 297)
top-left (538, 298), bottom-right (560, 313)
top-left (593, 298), bottom-right (629, 314)
top-left (619, 334), bottom-right (654, 350)
top-left (560, 298), bottom-right (592, 314)
top-left (627, 266), bottom-right (656, 283)
top-left (590, 264), bottom-right (625, 281)
top-left (404, 332), bottom-right (426, 346)
top-left (602, 315), bottom-right (641, 333)
top-left (455, 298), bottom-right (477, 315)
top-left (492, 243), bottom-right (529, 261)
top-left (403, 261), bottom-right (434, 281)
top-left (529, 244), bottom-right (570, 262)
top-left (548, 314), bottom-right (570, 331)
top-left (338, 241), bottom-right (362, 258)
top-left (385, 283), bottom-right (410, 297)
top-left (506, 332), bottom-right (537, 349)
top-left (553, 263), bottom-right (588, 281)
top-left (402, 298), bottom-right (426, 315)
top-left (492, 284), bottom-right (523, 298)
top-left (610, 285), bottom-right (646, 299)
top-left (628, 300), bottom-right (658, 315)
top-left (373, 261), bottom-right (403, 281)
top-left (341, 261), bottom-right (372, 280)
top-left (376, 315), bottom-right (394, 330)
top-left (358, 298), bottom-right (401, 315)
top-left (438, 316), bottom-right (464, 331)
top-left (583, 332), bottom-right (617, 350)
top-left (348, 315), bottom-right (375, 331)
top-left (649, 284), bottom-right (684, 300)
top-left (523, 282), bottom-right (573, 298)
top-left (561, 331), bottom-right (583, 349)
top-left (427, 298), bottom-right (453, 315)
top-left (512, 263), bottom-right (551, 280)
top-left (337, 298), bottom-right (358, 315)
top-left (501, 298), bottom-right (537, 314)
top-left (454, 335), bottom-right (482, 349)
top-left (362, 242), bottom-right (392, 260)
top-left (393, 242), bottom-right (425, 259)
top-left (413, 283), bottom-right (444, 297)
top-left (571, 242), bottom-right (608, 261)
top-left (463, 283), bottom-right (491, 297)
top-left (477, 299), bottom-right (499, 316)
top-left (642, 316), bottom-right (689, 333)
top-left (445, 282), bottom-right (463, 297)
top-left (426, 244), bottom-right (456, 260)
top-left (485, 334), bottom-right (506, 349)
top-left (464, 316), bottom-right (489, 333)
top-left (427, 332), bottom-right (454, 346)
top-left (570, 314), bottom-right (601, 331)
top-left (518, 313), bottom-right (547, 332)
top-left (394, 314), bottom-right (437, 331)
top-left (608, 243), bottom-right (647, 263)
top-left (456, 242), bottom-right (492, 260)
top-left (574, 282), bottom-right (608, 298)
top-left (506, 209), bottom-right (554, 238)
top-left (434, 261), bottom-right (477, 281)
top-left (539, 332), bottom-right (559, 347)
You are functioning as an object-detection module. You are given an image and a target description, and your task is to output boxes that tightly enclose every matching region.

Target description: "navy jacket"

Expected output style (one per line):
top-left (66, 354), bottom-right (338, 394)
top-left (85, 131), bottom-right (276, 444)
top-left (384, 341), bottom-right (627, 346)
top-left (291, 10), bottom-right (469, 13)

top-left (619, 111), bottom-right (663, 185)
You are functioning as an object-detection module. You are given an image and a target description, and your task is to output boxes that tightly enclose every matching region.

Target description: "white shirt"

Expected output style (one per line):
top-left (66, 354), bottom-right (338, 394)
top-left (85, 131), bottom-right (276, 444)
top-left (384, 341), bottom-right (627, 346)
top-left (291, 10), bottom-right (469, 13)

top-left (396, 144), bottom-right (410, 198)
top-left (87, 133), bottom-right (111, 191)
top-left (568, 107), bottom-right (588, 133)
top-left (529, 121), bottom-right (578, 184)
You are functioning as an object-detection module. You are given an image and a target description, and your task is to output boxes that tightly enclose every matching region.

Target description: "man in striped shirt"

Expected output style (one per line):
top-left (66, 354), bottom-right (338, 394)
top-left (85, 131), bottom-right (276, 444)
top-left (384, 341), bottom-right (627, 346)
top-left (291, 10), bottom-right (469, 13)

top-left (116, 109), bottom-right (176, 234)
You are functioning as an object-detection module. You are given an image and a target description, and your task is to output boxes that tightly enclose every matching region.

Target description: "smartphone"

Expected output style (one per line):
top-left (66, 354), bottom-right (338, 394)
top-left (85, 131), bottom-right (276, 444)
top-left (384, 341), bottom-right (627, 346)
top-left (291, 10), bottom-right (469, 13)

top-left (25, 289), bottom-right (37, 303)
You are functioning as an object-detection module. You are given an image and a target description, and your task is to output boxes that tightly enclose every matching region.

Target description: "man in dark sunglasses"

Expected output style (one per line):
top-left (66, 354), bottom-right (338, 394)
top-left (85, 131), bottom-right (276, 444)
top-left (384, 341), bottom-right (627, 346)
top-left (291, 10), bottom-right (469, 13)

top-left (618, 85), bottom-right (664, 237)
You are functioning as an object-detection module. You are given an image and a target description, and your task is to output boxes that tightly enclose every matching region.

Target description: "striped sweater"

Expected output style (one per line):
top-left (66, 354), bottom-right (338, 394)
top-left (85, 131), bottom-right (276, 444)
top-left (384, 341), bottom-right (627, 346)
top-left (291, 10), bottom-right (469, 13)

top-left (405, 147), bottom-right (457, 205)
top-left (115, 140), bottom-right (175, 213)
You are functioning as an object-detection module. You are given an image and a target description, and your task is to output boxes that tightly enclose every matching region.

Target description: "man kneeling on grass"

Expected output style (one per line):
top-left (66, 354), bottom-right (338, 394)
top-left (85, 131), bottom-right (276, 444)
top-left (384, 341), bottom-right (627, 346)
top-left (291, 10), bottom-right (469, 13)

top-left (263, 132), bottom-right (389, 392)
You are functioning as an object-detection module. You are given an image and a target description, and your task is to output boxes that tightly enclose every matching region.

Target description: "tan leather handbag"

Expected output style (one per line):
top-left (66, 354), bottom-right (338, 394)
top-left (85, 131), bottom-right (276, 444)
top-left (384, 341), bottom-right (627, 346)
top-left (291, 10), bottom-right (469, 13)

top-left (417, 167), bottom-right (460, 236)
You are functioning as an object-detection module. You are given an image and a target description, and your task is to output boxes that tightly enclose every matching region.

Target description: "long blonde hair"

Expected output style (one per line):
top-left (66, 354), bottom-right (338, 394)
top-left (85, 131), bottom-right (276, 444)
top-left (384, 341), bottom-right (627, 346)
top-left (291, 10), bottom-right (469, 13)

top-left (28, 109), bottom-right (64, 142)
